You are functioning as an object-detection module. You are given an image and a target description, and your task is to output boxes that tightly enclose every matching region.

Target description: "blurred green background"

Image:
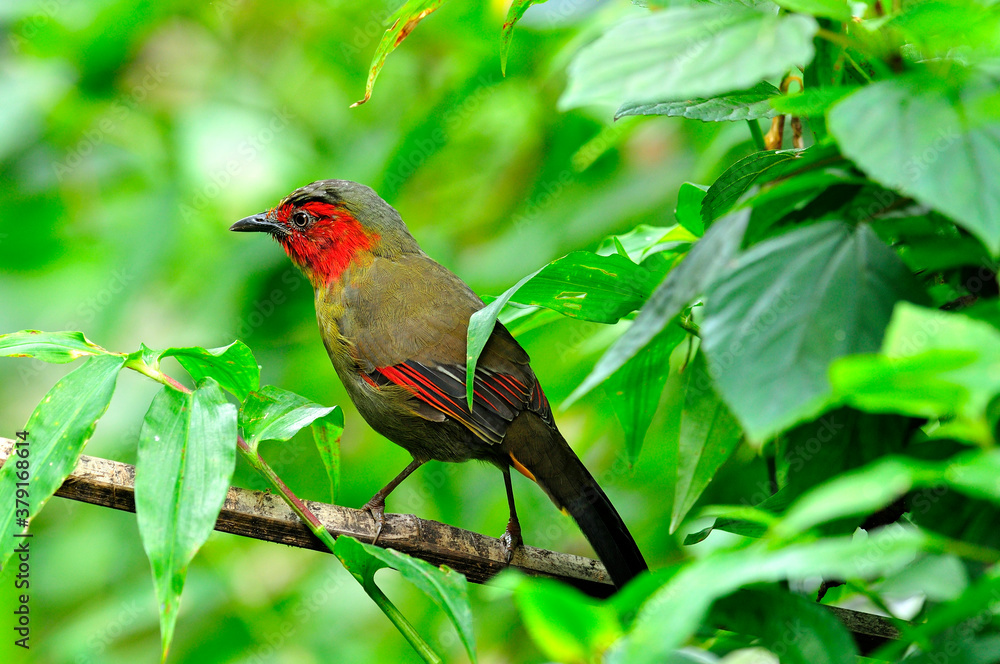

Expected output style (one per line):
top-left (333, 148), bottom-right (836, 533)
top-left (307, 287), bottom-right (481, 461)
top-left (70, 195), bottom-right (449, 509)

top-left (0, 1), bottom-right (765, 661)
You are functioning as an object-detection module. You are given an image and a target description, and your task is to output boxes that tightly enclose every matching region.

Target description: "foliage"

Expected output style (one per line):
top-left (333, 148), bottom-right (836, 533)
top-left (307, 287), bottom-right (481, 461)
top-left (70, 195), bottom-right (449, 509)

top-left (4, 0), bottom-right (1000, 662)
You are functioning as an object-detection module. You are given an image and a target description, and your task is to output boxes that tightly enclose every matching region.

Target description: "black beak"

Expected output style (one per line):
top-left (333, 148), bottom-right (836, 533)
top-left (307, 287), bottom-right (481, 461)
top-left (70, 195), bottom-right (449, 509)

top-left (229, 213), bottom-right (287, 236)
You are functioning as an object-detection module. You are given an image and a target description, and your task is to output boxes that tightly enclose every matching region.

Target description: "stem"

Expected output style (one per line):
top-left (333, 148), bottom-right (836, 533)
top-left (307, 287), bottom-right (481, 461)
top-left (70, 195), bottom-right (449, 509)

top-left (124, 356), bottom-right (442, 662)
top-left (125, 357), bottom-right (191, 393)
top-left (365, 581), bottom-right (443, 664)
top-left (746, 120), bottom-right (766, 151)
top-left (237, 436), bottom-right (334, 546)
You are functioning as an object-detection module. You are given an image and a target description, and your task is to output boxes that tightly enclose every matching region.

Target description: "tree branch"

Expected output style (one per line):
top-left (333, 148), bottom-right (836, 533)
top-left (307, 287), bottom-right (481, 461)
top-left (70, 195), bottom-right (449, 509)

top-left (0, 438), bottom-right (905, 654)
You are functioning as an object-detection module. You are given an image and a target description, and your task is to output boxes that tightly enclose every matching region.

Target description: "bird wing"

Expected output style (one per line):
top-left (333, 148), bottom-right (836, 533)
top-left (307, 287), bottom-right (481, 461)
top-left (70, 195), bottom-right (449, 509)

top-left (337, 252), bottom-right (552, 445)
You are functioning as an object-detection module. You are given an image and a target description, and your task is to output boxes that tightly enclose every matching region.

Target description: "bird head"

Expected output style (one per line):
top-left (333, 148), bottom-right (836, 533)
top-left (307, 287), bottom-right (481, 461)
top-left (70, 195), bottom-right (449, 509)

top-left (230, 179), bottom-right (419, 285)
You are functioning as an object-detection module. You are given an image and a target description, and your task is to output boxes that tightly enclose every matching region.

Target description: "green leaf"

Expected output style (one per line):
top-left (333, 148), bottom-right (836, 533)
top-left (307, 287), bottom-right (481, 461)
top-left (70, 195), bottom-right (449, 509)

top-left (888, 0), bottom-right (1000, 59)
top-left (615, 82), bottom-right (780, 122)
top-left (702, 222), bottom-right (925, 441)
top-left (711, 587), bottom-right (858, 664)
top-left (135, 379), bottom-right (236, 662)
top-left (701, 149), bottom-right (804, 222)
top-left (566, 209), bottom-right (750, 406)
top-left (467, 251), bottom-right (661, 408)
top-left (773, 0), bottom-right (852, 21)
top-left (776, 457), bottom-right (923, 536)
top-left (675, 182), bottom-right (708, 236)
top-left (161, 341), bottom-right (259, 401)
top-left (499, 572), bottom-right (622, 662)
top-left (351, 0), bottom-right (445, 107)
top-left (596, 225), bottom-right (697, 263)
top-left (769, 86), bottom-right (856, 116)
top-left (334, 536), bottom-right (477, 662)
top-left (831, 304), bottom-right (1000, 443)
top-left (500, 0), bottom-right (548, 75)
top-left (615, 528), bottom-right (926, 664)
top-left (0, 329), bottom-right (112, 364)
top-left (561, 6), bottom-right (818, 109)
top-left (311, 408), bottom-right (345, 503)
top-left (0, 354), bottom-right (125, 571)
top-left (829, 75), bottom-right (1000, 253)
top-left (239, 385), bottom-right (337, 451)
top-left (876, 554), bottom-right (969, 602)
top-left (607, 322), bottom-right (687, 463)
top-left (671, 352), bottom-right (743, 532)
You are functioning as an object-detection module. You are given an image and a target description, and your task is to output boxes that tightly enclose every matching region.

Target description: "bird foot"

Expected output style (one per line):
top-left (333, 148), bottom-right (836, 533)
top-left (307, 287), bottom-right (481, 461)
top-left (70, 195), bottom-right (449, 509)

top-left (362, 496), bottom-right (387, 545)
top-left (500, 518), bottom-right (523, 565)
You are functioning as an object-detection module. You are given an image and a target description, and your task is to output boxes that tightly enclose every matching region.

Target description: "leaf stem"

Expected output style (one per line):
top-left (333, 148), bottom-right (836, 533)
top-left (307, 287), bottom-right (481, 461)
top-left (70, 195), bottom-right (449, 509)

top-left (125, 357), bottom-right (192, 393)
top-left (364, 580), bottom-right (444, 664)
top-left (746, 120), bottom-right (766, 152)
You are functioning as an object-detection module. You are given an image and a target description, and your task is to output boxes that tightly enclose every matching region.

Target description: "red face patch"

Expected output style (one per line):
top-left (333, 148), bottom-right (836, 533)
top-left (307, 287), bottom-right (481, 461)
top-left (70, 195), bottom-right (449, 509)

top-left (275, 202), bottom-right (380, 283)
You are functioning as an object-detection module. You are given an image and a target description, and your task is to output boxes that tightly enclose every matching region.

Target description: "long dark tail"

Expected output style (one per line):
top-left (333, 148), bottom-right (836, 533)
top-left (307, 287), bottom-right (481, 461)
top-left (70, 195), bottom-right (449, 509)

top-left (503, 412), bottom-right (648, 589)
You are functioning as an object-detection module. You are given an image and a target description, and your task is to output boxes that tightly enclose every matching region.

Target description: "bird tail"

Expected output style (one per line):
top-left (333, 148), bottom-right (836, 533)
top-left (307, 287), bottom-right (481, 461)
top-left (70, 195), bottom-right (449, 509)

top-left (504, 413), bottom-right (648, 590)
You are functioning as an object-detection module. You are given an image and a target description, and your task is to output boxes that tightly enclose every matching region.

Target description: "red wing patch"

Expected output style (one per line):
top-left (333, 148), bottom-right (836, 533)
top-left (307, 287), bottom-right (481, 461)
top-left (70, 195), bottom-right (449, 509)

top-left (366, 361), bottom-right (552, 445)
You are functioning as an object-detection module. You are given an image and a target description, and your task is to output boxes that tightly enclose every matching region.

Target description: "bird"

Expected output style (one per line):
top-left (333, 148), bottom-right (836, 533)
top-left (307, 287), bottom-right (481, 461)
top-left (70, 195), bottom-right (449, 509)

top-left (230, 179), bottom-right (647, 589)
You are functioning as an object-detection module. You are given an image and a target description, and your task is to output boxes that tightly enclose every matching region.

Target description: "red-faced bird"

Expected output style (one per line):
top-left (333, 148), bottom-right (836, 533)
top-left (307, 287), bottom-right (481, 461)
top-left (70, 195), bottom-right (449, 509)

top-left (231, 180), bottom-right (646, 589)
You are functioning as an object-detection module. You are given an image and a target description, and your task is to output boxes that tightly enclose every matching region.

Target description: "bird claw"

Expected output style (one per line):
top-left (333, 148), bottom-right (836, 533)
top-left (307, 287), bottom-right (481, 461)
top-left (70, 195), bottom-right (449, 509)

top-left (500, 518), bottom-right (523, 565)
top-left (362, 496), bottom-right (386, 545)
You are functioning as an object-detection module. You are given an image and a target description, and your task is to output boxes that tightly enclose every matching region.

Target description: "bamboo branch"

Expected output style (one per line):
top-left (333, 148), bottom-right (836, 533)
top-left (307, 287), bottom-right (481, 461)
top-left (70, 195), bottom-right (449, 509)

top-left (0, 438), bottom-right (610, 594)
top-left (0, 438), bottom-right (905, 654)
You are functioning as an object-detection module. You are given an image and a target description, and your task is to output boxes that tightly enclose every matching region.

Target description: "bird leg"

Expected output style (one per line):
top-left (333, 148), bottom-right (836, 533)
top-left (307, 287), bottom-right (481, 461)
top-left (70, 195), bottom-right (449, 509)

top-left (362, 458), bottom-right (424, 545)
top-left (500, 466), bottom-right (523, 564)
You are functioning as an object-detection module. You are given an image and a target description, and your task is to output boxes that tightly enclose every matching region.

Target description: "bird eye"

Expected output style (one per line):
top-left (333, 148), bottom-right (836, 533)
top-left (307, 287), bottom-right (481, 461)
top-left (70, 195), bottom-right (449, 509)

top-left (291, 211), bottom-right (311, 229)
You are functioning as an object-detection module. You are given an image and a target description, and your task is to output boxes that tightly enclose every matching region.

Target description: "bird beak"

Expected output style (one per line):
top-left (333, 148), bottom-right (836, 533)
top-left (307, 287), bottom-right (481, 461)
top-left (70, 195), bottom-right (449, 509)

top-left (230, 212), bottom-right (287, 236)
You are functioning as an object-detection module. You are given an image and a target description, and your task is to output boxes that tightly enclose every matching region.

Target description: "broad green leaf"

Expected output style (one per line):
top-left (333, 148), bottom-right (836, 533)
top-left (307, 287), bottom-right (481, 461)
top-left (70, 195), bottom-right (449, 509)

top-left (889, 0), bottom-right (1000, 59)
top-left (135, 380), bottom-right (236, 662)
top-left (829, 75), bottom-right (1000, 253)
top-left (351, 0), bottom-right (445, 107)
top-left (161, 341), bottom-right (259, 401)
top-left (831, 304), bottom-right (1000, 443)
top-left (561, 6), bottom-right (817, 109)
top-left (615, 82), bottom-right (780, 122)
top-left (0, 354), bottom-right (125, 571)
top-left (499, 572), bottom-right (622, 662)
top-left (744, 169), bottom-right (873, 242)
top-left (671, 352), bottom-right (743, 532)
top-left (776, 457), bottom-right (925, 536)
top-left (566, 209), bottom-right (750, 406)
top-left (596, 225), bottom-right (696, 263)
top-left (616, 527), bottom-right (925, 664)
top-left (775, 450), bottom-right (1000, 538)
top-left (876, 554), bottom-right (969, 602)
top-left (607, 322), bottom-right (687, 463)
top-left (500, 0), bottom-right (548, 75)
top-left (0, 329), bottom-right (112, 363)
top-left (675, 182), bottom-right (708, 236)
top-left (701, 149), bottom-right (804, 222)
top-left (135, 379), bottom-right (236, 662)
top-left (334, 536), bottom-right (477, 662)
top-left (239, 385), bottom-right (337, 451)
top-left (874, 571), bottom-right (1000, 661)
top-left (311, 408), bottom-right (345, 503)
top-left (773, 0), bottom-right (852, 20)
top-left (467, 251), bottom-right (661, 408)
top-left (702, 222), bottom-right (925, 441)
top-left (769, 86), bottom-right (856, 116)
top-left (712, 587), bottom-right (858, 664)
